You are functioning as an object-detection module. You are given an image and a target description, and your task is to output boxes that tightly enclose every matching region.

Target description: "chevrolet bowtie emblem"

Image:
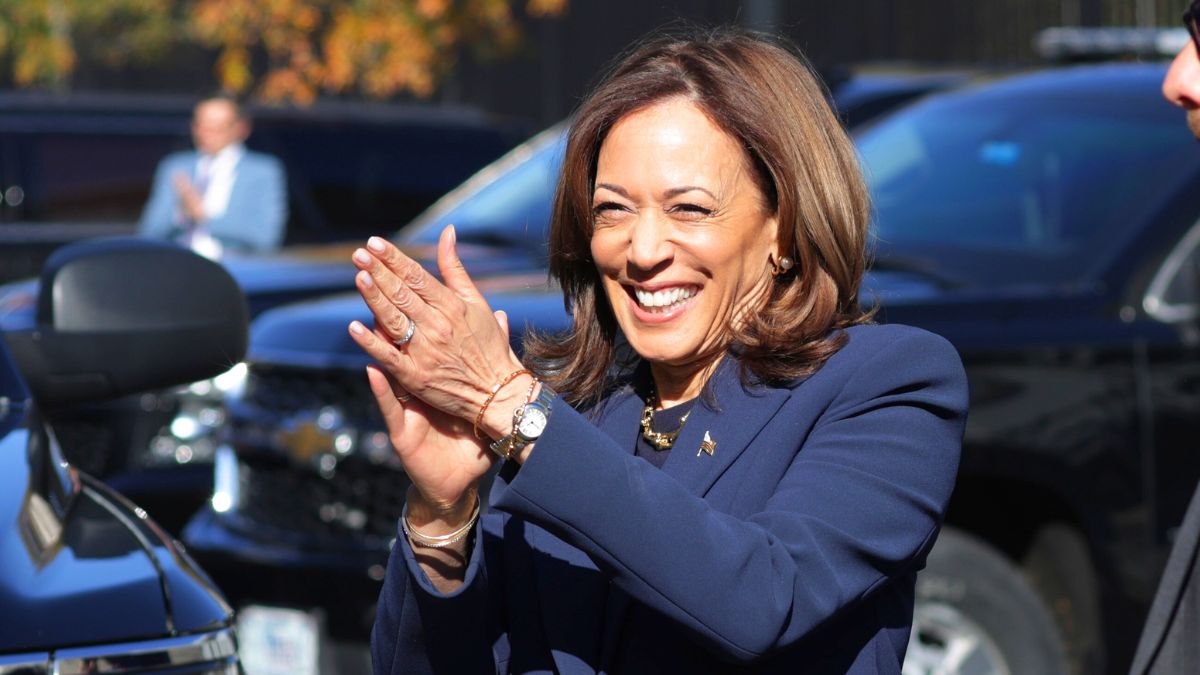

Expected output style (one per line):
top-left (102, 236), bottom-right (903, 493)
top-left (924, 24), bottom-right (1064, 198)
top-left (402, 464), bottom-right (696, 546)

top-left (698, 431), bottom-right (716, 457)
top-left (277, 418), bottom-right (336, 467)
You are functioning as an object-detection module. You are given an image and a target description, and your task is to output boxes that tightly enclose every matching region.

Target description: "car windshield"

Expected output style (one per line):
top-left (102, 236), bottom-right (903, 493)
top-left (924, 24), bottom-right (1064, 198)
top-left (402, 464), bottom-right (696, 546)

top-left (397, 74), bottom-right (947, 261)
top-left (857, 69), bottom-right (1198, 286)
top-left (400, 126), bottom-right (566, 260)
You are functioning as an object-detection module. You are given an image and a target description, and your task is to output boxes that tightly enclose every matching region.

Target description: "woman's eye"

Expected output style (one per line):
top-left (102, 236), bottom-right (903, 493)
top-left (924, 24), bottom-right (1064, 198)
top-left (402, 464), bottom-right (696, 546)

top-left (671, 203), bottom-right (712, 218)
top-left (592, 202), bottom-right (627, 221)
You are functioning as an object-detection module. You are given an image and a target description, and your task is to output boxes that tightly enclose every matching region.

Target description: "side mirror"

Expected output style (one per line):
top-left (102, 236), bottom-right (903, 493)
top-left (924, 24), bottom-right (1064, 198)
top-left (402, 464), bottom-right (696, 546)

top-left (4, 238), bottom-right (248, 408)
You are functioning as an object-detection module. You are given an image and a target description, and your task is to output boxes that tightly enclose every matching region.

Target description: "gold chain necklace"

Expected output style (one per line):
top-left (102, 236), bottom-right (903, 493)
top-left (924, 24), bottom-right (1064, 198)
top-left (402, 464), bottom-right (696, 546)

top-left (640, 392), bottom-right (691, 450)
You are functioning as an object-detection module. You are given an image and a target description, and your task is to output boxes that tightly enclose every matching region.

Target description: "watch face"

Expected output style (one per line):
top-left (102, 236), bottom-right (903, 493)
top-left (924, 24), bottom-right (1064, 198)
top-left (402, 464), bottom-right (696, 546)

top-left (516, 407), bottom-right (548, 439)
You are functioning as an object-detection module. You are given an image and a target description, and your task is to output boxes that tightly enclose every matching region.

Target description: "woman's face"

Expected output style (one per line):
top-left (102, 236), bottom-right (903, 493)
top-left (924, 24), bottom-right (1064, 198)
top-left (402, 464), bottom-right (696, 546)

top-left (590, 97), bottom-right (780, 375)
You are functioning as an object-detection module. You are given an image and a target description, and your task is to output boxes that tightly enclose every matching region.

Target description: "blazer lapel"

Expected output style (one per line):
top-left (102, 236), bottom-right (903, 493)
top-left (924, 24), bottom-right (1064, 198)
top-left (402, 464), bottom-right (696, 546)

top-left (591, 373), bottom-right (649, 455)
top-left (660, 357), bottom-right (793, 497)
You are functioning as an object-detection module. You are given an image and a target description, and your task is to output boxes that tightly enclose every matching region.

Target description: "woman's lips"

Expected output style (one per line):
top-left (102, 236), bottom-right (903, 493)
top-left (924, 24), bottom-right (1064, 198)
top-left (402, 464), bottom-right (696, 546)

top-left (625, 284), bottom-right (699, 323)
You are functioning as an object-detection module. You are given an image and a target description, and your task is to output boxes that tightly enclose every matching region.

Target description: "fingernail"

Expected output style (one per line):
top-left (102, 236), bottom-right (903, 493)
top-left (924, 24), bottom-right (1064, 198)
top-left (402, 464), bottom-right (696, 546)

top-left (353, 248), bottom-right (371, 265)
top-left (448, 224), bottom-right (456, 245)
top-left (349, 321), bottom-right (365, 335)
top-left (357, 271), bottom-right (374, 287)
top-left (367, 237), bottom-right (386, 252)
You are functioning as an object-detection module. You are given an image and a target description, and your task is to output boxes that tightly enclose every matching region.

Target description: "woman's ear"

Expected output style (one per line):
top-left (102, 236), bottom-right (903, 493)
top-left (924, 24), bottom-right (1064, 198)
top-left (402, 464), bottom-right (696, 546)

top-left (767, 215), bottom-right (796, 277)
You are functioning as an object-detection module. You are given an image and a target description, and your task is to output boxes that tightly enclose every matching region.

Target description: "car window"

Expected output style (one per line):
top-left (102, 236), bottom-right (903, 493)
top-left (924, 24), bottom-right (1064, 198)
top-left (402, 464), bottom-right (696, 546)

top-left (858, 84), bottom-right (1197, 286)
top-left (400, 127), bottom-right (566, 258)
top-left (9, 131), bottom-right (186, 223)
top-left (1146, 221), bottom-right (1200, 322)
top-left (1163, 247), bottom-right (1200, 308)
top-left (252, 119), bottom-right (523, 240)
top-left (0, 337), bottom-right (28, 402)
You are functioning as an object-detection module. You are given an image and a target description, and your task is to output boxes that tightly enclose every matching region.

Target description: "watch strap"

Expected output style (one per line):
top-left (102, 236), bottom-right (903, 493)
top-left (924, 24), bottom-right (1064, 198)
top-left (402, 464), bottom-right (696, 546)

top-left (489, 384), bottom-right (555, 460)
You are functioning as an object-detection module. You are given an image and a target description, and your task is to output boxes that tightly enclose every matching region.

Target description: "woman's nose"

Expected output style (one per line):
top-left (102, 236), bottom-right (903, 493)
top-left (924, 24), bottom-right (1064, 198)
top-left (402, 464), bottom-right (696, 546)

top-left (626, 213), bottom-right (673, 272)
top-left (1164, 41), bottom-right (1200, 109)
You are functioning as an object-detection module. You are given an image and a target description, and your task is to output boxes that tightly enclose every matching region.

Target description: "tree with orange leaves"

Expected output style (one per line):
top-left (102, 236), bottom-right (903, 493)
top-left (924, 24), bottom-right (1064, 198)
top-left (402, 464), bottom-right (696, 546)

top-left (0, 0), bottom-right (566, 103)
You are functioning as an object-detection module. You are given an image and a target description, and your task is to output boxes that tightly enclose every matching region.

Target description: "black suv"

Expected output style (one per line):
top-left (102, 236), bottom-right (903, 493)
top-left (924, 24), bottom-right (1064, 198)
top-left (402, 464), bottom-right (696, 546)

top-left (185, 62), bottom-right (1200, 675)
top-left (0, 238), bottom-right (248, 672)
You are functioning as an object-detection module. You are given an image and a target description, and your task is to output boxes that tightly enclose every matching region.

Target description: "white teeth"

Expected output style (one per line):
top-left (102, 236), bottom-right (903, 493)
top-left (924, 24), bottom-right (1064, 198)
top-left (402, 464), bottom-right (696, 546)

top-left (634, 286), bottom-right (696, 311)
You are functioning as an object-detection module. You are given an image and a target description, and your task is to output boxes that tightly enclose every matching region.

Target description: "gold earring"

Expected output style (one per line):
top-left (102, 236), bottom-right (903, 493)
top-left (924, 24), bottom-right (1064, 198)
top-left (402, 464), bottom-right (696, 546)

top-left (770, 255), bottom-right (794, 277)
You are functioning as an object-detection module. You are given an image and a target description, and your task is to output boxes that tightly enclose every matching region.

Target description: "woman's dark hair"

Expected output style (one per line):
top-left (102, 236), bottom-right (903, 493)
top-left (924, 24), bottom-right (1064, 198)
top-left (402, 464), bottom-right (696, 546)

top-left (525, 27), bottom-right (873, 406)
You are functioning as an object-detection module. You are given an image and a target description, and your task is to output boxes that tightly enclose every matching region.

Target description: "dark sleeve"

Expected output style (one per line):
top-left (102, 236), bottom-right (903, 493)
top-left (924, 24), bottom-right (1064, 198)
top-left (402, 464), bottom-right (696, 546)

top-left (1129, 482), bottom-right (1200, 675)
top-left (370, 511), bottom-right (504, 674)
top-left (494, 328), bottom-right (967, 662)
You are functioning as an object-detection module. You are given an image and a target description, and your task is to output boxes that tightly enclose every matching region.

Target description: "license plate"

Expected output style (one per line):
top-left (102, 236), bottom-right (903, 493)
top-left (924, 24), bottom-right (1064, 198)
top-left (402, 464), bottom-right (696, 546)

top-left (236, 605), bottom-right (321, 675)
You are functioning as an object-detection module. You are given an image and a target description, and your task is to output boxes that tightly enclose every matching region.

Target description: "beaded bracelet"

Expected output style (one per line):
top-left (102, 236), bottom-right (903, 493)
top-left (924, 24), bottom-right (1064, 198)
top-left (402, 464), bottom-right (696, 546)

top-left (401, 497), bottom-right (480, 549)
top-left (473, 368), bottom-right (533, 439)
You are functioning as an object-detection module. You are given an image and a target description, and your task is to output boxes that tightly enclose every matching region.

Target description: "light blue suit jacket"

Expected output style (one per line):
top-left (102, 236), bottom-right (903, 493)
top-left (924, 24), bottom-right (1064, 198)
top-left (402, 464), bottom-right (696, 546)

top-left (372, 323), bottom-right (968, 674)
top-left (138, 148), bottom-right (287, 253)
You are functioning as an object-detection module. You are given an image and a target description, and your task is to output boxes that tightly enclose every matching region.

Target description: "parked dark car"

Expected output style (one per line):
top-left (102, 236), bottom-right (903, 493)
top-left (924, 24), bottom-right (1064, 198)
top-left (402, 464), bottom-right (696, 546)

top-left (182, 61), bottom-right (1200, 675)
top-left (0, 91), bottom-right (530, 284)
top-left (0, 238), bottom-right (248, 673)
top-left (0, 69), bottom-right (951, 283)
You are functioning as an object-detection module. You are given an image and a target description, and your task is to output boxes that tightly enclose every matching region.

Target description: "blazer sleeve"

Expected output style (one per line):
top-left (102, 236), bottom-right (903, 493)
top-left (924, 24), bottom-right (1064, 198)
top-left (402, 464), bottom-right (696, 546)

top-left (371, 509), bottom-right (506, 675)
top-left (494, 328), bottom-right (967, 662)
top-left (207, 154), bottom-right (288, 253)
top-left (138, 155), bottom-right (185, 240)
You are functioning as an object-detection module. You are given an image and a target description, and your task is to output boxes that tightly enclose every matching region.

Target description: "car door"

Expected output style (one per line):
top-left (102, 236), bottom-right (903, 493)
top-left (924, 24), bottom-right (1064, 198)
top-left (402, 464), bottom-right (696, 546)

top-left (1142, 219), bottom-right (1200, 562)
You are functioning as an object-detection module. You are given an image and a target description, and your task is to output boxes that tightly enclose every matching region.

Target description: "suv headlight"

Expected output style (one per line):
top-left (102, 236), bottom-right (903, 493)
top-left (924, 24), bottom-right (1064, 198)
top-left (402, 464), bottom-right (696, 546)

top-left (139, 363), bottom-right (248, 467)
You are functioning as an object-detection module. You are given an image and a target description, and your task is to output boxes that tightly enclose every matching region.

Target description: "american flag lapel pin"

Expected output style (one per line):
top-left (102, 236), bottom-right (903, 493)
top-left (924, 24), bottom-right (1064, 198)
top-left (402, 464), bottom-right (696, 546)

top-left (698, 430), bottom-right (716, 457)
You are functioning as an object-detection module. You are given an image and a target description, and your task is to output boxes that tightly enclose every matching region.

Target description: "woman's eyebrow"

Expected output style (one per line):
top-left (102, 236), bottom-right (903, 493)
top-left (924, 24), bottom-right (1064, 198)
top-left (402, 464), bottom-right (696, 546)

top-left (663, 185), bottom-right (717, 200)
top-left (593, 183), bottom-right (717, 200)
top-left (594, 183), bottom-right (630, 198)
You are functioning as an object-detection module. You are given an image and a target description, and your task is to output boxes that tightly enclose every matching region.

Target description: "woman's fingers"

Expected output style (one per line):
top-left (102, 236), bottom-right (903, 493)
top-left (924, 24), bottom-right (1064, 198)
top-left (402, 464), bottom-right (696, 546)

top-left (355, 270), bottom-right (419, 346)
top-left (349, 320), bottom-right (415, 383)
top-left (363, 236), bottom-right (457, 310)
top-left (353, 248), bottom-right (434, 331)
top-left (438, 225), bottom-right (487, 304)
top-left (365, 364), bottom-right (408, 447)
top-left (494, 309), bottom-right (510, 339)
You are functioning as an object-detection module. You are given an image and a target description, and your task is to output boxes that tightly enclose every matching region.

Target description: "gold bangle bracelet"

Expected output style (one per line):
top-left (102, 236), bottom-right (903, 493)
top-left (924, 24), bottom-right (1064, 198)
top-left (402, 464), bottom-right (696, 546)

top-left (401, 497), bottom-right (480, 549)
top-left (473, 368), bottom-right (533, 439)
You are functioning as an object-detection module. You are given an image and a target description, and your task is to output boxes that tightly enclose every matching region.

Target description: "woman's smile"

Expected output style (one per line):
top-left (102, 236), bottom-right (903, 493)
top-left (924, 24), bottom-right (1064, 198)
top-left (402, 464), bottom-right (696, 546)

top-left (627, 284), bottom-right (700, 319)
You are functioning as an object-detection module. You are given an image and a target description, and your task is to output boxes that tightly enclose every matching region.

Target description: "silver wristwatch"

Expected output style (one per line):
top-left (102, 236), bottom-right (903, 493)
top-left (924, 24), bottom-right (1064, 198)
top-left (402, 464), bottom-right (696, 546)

top-left (489, 385), bottom-right (555, 460)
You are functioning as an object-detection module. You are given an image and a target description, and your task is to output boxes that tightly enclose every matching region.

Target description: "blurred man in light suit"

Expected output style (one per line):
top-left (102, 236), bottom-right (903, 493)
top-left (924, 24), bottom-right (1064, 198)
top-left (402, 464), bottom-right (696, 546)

top-left (139, 96), bottom-right (287, 259)
top-left (1130, 6), bottom-right (1200, 673)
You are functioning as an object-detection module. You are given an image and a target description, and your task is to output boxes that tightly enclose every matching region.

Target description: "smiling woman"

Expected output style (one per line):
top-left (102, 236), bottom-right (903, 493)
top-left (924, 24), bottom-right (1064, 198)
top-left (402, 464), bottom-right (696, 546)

top-left (352, 27), bottom-right (968, 675)
top-left (587, 99), bottom-right (781, 404)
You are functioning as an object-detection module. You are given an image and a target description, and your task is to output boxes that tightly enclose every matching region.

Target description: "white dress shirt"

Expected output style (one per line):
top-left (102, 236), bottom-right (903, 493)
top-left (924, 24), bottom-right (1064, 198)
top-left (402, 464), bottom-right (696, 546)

top-left (189, 143), bottom-right (244, 259)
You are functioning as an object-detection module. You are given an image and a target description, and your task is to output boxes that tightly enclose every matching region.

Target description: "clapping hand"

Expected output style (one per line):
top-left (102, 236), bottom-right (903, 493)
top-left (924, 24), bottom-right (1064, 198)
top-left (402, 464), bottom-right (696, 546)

top-left (348, 226), bottom-right (528, 517)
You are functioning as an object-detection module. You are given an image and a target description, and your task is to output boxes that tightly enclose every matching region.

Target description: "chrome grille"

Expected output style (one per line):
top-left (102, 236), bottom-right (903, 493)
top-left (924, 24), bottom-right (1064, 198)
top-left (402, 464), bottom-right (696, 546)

top-left (52, 629), bottom-right (237, 674)
top-left (236, 459), bottom-right (409, 545)
top-left (242, 363), bottom-right (381, 424)
top-left (228, 362), bottom-right (408, 546)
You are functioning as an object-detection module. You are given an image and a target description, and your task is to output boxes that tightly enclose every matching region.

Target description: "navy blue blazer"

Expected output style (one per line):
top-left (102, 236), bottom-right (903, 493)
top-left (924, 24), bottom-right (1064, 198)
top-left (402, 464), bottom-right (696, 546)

top-left (372, 324), bottom-right (968, 674)
top-left (138, 148), bottom-right (287, 253)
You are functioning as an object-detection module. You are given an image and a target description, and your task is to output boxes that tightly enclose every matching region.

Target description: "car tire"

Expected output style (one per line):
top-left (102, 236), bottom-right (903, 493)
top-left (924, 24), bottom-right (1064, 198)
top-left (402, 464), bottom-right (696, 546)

top-left (1021, 522), bottom-right (1102, 675)
top-left (904, 527), bottom-right (1069, 675)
